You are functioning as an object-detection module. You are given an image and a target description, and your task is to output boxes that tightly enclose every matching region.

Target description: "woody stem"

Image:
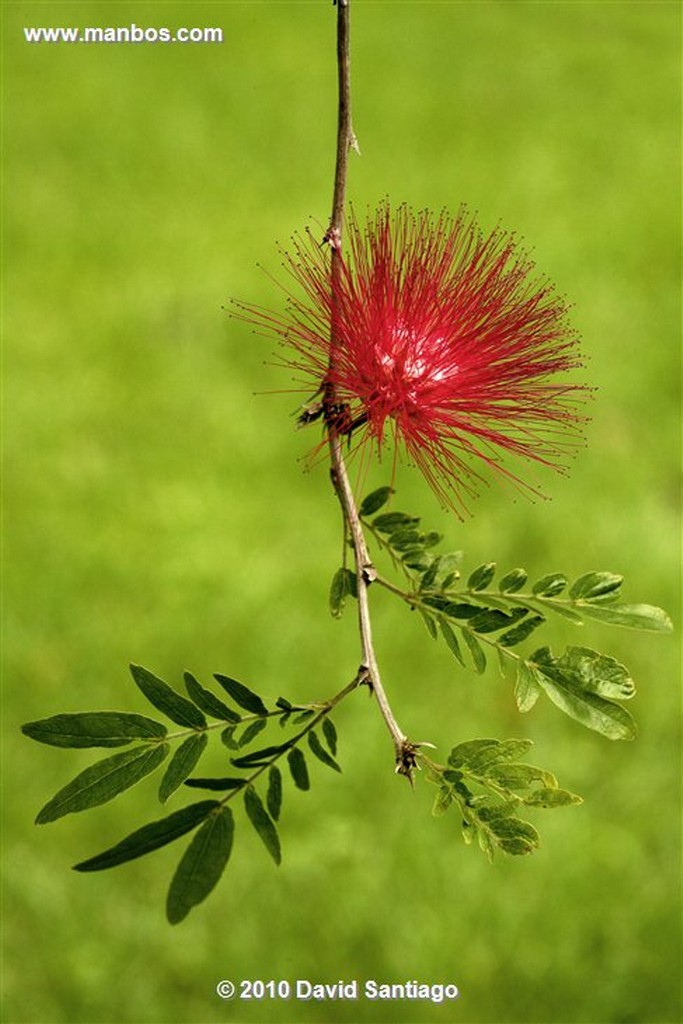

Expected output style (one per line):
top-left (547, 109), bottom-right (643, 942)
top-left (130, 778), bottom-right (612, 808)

top-left (324, 0), bottom-right (410, 773)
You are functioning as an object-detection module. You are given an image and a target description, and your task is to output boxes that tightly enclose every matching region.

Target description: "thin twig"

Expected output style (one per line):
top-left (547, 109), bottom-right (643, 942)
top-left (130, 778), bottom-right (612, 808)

top-left (323, 0), bottom-right (417, 779)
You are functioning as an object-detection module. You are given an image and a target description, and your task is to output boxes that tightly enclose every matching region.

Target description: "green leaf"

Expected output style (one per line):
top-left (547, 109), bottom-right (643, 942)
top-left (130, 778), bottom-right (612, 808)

top-left (530, 647), bottom-right (637, 740)
top-left (523, 787), bottom-right (583, 808)
top-left (184, 777), bottom-right (246, 791)
top-left (158, 734), bottom-right (208, 804)
top-left (485, 762), bottom-right (556, 790)
top-left (514, 661), bottom-right (541, 712)
top-left (577, 603), bottom-right (673, 632)
top-left (238, 718), bottom-right (267, 747)
top-left (183, 673), bottom-right (240, 723)
top-left (287, 747), bottom-right (310, 790)
top-left (213, 675), bottom-right (268, 716)
top-left (439, 620), bottom-right (465, 666)
top-left (499, 614), bottom-right (545, 648)
top-left (488, 816), bottom-right (539, 856)
top-left (267, 766), bottom-right (283, 821)
top-left (73, 800), bottom-right (218, 872)
top-left (231, 741), bottom-right (291, 768)
top-left (419, 608), bottom-right (438, 640)
top-left (220, 725), bottom-right (239, 750)
top-left (498, 568), bottom-right (528, 594)
top-left (467, 562), bottom-right (496, 591)
top-left (469, 608), bottom-right (527, 634)
top-left (307, 731), bottom-right (342, 773)
top-left (21, 712), bottom-right (167, 749)
top-left (36, 743), bottom-right (170, 824)
top-left (360, 486), bottom-right (393, 516)
top-left (130, 665), bottom-right (207, 730)
top-left (569, 571), bottom-right (623, 602)
top-left (372, 511), bottom-right (418, 533)
top-left (329, 567), bottom-right (356, 618)
top-left (322, 717), bottom-right (338, 757)
top-left (388, 527), bottom-right (423, 550)
top-left (441, 601), bottom-right (482, 619)
top-left (244, 786), bottom-right (281, 865)
top-left (166, 807), bottom-right (234, 924)
top-left (532, 573), bottom-right (568, 597)
top-left (449, 738), bottom-right (533, 771)
top-left (463, 630), bottom-right (486, 673)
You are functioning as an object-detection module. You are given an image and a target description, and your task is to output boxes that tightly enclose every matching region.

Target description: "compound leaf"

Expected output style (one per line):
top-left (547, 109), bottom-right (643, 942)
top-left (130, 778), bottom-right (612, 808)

top-left (73, 800), bottom-right (218, 872)
top-left (166, 806), bottom-right (234, 924)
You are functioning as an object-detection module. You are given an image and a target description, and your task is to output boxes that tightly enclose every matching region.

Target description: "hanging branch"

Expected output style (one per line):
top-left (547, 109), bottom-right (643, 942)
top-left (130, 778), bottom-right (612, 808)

top-left (323, 0), bottom-right (416, 776)
top-left (20, 0), bottom-right (673, 924)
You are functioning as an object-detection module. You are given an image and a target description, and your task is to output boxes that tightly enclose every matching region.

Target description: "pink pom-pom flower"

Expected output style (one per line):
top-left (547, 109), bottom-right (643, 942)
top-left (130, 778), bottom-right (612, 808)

top-left (237, 202), bottom-right (589, 516)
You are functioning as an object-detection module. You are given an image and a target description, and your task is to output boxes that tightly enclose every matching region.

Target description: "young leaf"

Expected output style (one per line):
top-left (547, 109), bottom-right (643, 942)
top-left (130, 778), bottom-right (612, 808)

top-left (308, 731), bottom-right (342, 773)
top-left (166, 807), bottom-right (234, 924)
top-left (244, 786), bottom-right (281, 865)
top-left (183, 673), bottom-right (240, 723)
top-left (73, 800), bottom-right (218, 872)
top-left (498, 568), bottom-right (528, 594)
top-left (329, 567), bottom-right (357, 618)
top-left (532, 573), bottom-right (568, 597)
top-left (487, 815), bottom-right (539, 856)
top-left (267, 765), bottom-right (283, 821)
top-left (467, 562), bottom-right (496, 591)
top-left (439, 620), bottom-right (465, 666)
top-left (569, 571), bottom-right (623, 602)
top-left (530, 648), bottom-right (637, 740)
top-left (214, 675), bottom-right (268, 716)
top-left (287, 747), bottom-right (310, 790)
top-left (522, 787), bottom-right (582, 808)
top-left (576, 603), bottom-right (673, 632)
top-left (21, 712), bottom-right (167, 749)
top-left (130, 665), bottom-right (206, 730)
top-left (322, 717), bottom-right (338, 757)
top-left (514, 661), bottom-right (541, 713)
top-left (360, 486), bottom-right (393, 516)
top-left (36, 743), bottom-right (170, 824)
top-left (463, 630), bottom-right (486, 673)
top-left (158, 734), bottom-right (208, 804)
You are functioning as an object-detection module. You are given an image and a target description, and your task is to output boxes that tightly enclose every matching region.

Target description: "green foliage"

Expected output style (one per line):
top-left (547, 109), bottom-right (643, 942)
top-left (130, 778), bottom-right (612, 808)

top-left (361, 492), bottom-right (672, 739)
top-left (425, 738), bottom-right (581, 860)
top-left (24, 666), bottom-right (344, 921)
top-left (21, 490), bottom-right (673, 921)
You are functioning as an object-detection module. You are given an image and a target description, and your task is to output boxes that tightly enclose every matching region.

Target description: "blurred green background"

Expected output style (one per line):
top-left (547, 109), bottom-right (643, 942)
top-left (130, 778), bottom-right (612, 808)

top-left (2, 2), bottom-right (680, 1022)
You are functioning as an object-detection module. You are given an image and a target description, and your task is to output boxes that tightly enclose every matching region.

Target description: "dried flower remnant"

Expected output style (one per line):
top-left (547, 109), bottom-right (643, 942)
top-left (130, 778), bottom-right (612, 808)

top-left (238, 203), bottom-right (589, 515)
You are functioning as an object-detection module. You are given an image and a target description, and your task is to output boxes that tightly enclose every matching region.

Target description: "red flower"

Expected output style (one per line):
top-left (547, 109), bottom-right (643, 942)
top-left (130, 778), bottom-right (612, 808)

top-left (237, 202), bottom-right (589, 515)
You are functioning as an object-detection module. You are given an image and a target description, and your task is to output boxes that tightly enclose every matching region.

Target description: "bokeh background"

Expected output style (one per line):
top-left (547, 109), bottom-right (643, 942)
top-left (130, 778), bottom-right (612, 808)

top-left (3, 2), bottom-right (680, 1022)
